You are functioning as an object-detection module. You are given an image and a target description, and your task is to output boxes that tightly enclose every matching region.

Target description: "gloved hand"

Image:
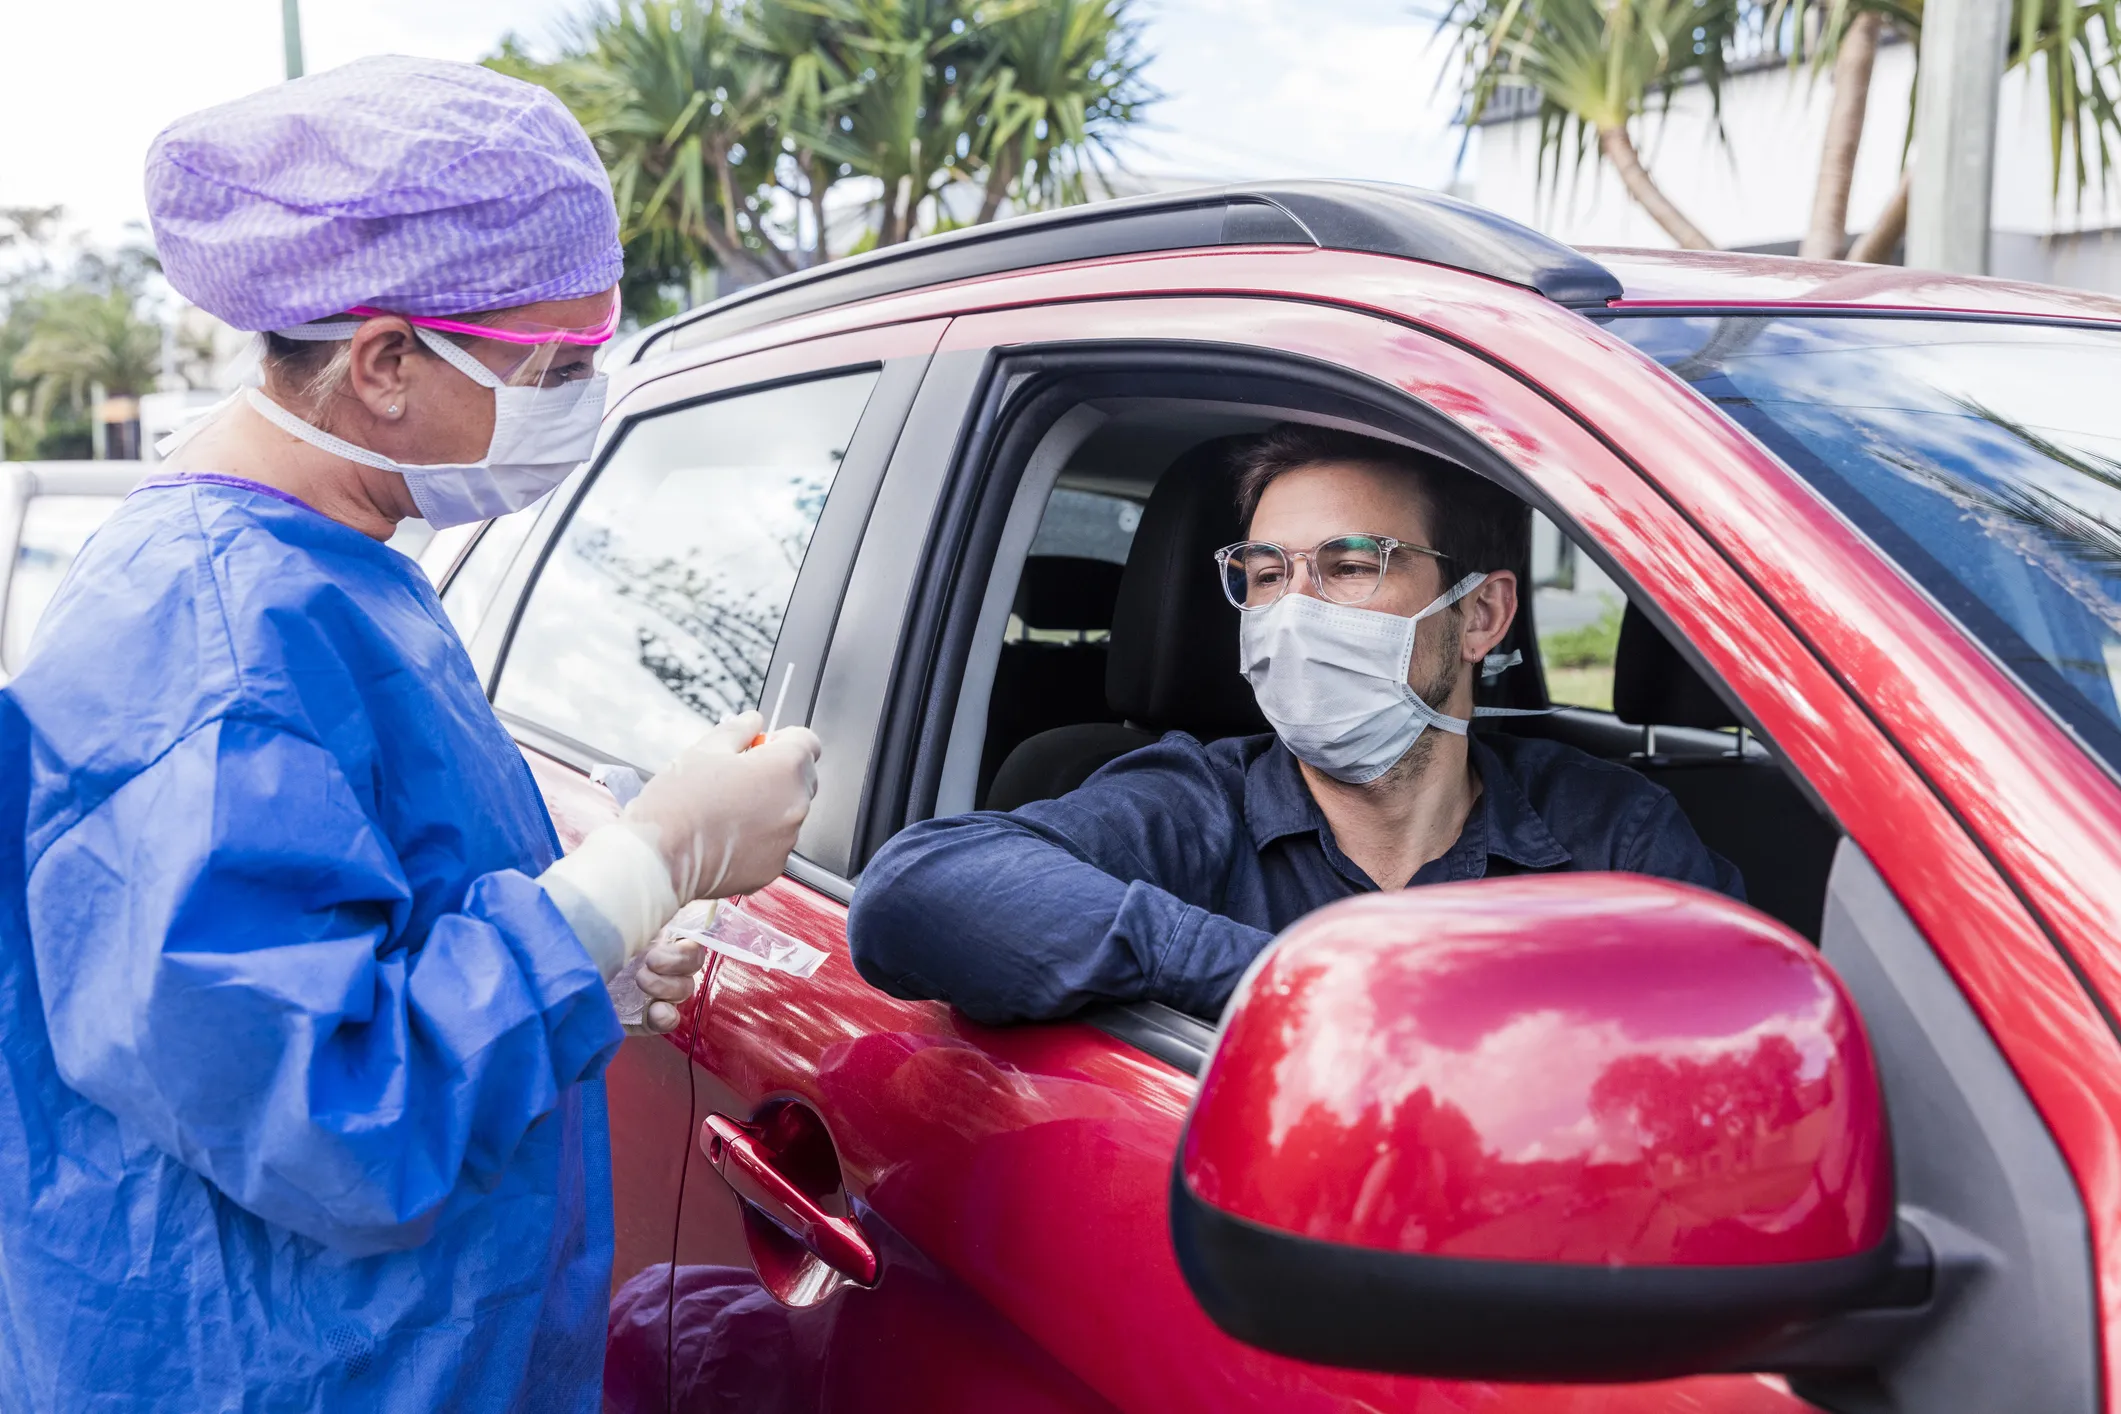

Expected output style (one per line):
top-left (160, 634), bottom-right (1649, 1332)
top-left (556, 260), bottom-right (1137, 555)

top-left (621, 711), bottom-right (823, 902)
top-left (539, 711), bottom-right (823, 980)
top-left (629, 933), bottom-right (710, 1034)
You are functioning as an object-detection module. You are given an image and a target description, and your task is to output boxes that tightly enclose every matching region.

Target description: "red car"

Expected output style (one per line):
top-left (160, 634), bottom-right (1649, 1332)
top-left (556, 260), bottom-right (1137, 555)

top-left (421, 182), bottom-right (2121, 1414)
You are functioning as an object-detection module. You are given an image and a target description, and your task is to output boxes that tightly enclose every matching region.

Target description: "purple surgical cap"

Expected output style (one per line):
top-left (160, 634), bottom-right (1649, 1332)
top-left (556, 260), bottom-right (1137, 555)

top-left (145, 55), bottom-right (623, 331)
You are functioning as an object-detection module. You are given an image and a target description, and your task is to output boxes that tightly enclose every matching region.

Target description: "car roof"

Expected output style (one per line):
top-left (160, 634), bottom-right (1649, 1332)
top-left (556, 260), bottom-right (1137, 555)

top-left (3, 462), bottom-right (145, 497)
top-left (633, 180), bottom-right (1623, 361)
top-left (1592, 246), bottom-right (2121, 324)
top-left (626, 180), bottom-right (2121, 365)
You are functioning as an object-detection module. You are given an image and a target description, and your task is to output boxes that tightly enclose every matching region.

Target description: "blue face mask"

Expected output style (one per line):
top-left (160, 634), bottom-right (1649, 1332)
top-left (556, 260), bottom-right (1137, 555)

top-left (1239, 572), bottom-right (1529, 784)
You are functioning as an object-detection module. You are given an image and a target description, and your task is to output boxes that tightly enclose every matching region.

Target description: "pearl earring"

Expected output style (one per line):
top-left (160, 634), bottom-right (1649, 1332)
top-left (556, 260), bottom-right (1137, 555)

top-left (387, 404), bottom-right (400, 416)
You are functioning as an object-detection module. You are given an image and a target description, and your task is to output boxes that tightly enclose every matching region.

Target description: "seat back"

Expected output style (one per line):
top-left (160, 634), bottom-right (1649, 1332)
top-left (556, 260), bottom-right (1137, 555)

top-left (979, 556), bottom-right (1127, 800)
top-left (986, 438), bottom-right (1266, 809)
top-left (1609, 603), bottom-right (1838, 940)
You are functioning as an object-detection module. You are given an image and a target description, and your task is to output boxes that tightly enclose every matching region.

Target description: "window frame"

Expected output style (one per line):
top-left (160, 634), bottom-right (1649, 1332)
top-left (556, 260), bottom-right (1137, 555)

top-left (487, 365), bottom-right (885, 772)
top-left (476, 326), bottom-right (944, 886)
top-left (847, 301), bottom-right (1870, 1076)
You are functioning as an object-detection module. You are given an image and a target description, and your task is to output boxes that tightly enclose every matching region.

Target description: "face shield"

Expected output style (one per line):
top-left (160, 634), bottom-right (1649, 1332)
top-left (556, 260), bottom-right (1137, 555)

top-left (347, 290), bottom-right (621, 387)
top-left (276, 289), bottom-right (621, 388)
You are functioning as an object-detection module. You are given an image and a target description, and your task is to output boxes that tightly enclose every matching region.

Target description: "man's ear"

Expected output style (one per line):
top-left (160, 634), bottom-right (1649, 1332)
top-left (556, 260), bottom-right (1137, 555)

top-left (1458, 570), bottom-right (1519, 662)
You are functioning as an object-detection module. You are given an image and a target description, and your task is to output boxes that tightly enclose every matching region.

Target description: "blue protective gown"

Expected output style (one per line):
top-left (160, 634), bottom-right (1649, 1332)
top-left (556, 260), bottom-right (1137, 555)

top-left (0, 479), bottom-right (625, 1412)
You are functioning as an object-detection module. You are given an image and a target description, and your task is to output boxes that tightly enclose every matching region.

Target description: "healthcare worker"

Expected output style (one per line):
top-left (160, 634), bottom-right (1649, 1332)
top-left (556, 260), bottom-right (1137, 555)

top-left (0, 57), bottom-right (820, 1412)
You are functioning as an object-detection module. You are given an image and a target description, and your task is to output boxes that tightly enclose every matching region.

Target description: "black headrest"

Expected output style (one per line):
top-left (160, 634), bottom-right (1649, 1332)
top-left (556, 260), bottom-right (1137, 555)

top-left (1106, 437), bottom-right (1270, 737)
top-left (1611, 602), bottom-right (1738, 730)
top-left (1014, 555), bottom-right (1124, 632)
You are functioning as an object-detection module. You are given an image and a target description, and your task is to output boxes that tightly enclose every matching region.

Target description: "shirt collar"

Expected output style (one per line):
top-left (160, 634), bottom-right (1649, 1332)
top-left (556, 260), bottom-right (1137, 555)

top-left (1244, 733), bottom-right (1572, 873)
top-left (1464, 734), bottom-right (1573, 870)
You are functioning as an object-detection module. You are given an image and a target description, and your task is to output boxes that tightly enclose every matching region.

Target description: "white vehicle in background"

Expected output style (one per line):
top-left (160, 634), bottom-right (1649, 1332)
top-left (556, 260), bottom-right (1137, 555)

top-left (0, 463), bottom-right (145, 683)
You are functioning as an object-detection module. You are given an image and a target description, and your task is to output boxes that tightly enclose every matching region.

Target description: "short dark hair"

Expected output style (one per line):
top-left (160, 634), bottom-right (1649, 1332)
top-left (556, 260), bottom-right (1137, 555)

top-left (1231, 422), bottom-right (1529, 577)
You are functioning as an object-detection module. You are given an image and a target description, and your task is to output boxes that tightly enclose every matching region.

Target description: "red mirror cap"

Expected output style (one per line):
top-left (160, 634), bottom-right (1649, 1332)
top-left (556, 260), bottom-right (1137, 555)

top-left (1182, 875), bottom-right (1893, 1268)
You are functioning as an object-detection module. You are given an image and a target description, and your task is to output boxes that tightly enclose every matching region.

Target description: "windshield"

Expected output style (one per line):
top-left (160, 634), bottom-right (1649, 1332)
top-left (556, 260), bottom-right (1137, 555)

top-left (1609, 315), bottom-right (2121, 777)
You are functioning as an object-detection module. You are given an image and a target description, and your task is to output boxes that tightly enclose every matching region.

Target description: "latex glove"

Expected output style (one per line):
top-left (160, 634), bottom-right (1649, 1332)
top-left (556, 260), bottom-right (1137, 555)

top-left (621, 933), bottom-right (711, 1035)
top-left (539, 712), bottom-right (822, 980)
top-left (625, 711), bottom-right (823, 902)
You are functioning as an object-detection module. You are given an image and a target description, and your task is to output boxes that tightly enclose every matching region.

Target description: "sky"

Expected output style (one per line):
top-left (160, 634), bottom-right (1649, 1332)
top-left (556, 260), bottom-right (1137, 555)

top-left (0, 0), bottom-right (1465, 252)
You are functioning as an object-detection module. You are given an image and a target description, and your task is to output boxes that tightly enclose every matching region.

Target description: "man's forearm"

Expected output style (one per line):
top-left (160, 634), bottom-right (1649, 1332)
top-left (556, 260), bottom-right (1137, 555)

top-left (848, 813), bottom-right (1270, 1024)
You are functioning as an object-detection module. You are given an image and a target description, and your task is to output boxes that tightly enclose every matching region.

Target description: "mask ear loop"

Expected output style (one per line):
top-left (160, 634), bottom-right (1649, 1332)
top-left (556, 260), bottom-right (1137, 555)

top-left (1399, 572), bottom-right (1562, 730)
top-left (411, 327), bottom-right (508, 388)
top-left (270, 319), bottom-right (509, 386)
top-left (241, 327), bottom-right (506, 471)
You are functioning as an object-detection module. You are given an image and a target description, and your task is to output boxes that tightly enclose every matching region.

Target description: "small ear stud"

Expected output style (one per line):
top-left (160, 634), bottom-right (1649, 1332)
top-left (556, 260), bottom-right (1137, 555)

top-left (387, 404), bottom-right (400, 416)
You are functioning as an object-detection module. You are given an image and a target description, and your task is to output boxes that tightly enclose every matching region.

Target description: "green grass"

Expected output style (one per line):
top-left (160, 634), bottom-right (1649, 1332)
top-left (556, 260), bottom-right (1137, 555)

top-left (1538, 603), bottom-right (1623, 711)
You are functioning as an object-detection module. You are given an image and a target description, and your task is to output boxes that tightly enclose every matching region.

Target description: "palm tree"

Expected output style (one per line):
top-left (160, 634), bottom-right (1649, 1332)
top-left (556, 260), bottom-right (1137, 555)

top-left (491, 0), bottom-right (1158, 290)
top-left (1443, 0), bottom-right (1743, 250)
top-left (1784, 0), bottom-right (2121, 262)
top-left (503, 3), bottom-right (797, 290)
top-left (799, 0), bottom-right (1007, 246)
top-left (741, 0), bottom-right (861, 263)
top-left (13, 287), bottom-right (161, 426)
top-left (972, 0), bottom-right (1155, 223)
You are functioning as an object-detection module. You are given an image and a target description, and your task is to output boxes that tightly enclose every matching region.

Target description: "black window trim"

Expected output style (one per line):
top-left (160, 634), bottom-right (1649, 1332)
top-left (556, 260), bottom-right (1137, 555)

top-left (428, 519), bottom-right (491, 600)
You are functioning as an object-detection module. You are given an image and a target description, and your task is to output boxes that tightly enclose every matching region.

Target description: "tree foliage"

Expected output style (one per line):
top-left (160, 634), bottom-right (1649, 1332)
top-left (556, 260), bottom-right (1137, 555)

top-left (489, 0), bottom-right (1155, 319)
top-left (1440, 0), bottom-right (2121, 256)
top-left (1440, 0), bottom-right (1746, 248)
top-left (0, 213), bottom-right (169, 459)
top-left (1783, 0), bottom-right (2121, 200)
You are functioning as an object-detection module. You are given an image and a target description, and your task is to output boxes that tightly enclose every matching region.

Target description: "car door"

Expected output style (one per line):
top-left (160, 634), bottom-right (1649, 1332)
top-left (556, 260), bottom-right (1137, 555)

top-left (469, 321), bottom-right (943, 1410)
top-left (639, 292), bottom-right (1845, 1413)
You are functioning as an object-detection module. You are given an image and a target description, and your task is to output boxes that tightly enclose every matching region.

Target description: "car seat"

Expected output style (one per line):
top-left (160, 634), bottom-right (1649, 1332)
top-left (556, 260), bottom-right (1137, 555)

top-left (1606, 603), bottom-right (1840, 940)
top-left (985, 438), bottom-right (1268, 810)
top-left (977, 555), bottom-right (1128, 801)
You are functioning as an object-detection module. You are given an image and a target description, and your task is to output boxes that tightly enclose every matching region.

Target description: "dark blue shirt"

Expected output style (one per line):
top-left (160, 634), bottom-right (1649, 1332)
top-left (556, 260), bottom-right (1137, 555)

top-left (849, 731), bottom-right (1744, 1024)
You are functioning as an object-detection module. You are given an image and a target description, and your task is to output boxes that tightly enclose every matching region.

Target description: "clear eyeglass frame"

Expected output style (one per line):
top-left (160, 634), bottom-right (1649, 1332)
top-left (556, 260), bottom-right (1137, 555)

top-left (1213, 533), bottom-right (1449, 612)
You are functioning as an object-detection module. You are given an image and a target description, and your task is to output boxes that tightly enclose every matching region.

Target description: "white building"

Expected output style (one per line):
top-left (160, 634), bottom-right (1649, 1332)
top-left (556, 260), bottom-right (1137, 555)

top-left (1468, 38), bottom-right (2121, 293)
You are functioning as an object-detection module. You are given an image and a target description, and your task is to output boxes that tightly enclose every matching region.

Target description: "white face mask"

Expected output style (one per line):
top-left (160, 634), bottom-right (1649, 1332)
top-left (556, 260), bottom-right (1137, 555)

top-left (1240, 571), bottom-right (1530, 785)
top-left (241, 326), bottom-right (606, 529)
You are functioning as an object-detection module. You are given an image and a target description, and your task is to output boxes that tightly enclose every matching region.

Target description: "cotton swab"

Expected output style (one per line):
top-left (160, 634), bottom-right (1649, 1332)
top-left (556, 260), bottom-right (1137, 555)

top-left (750, 662), bottom-right (795, 748)
top-left (719, 662), bottom-right (801, 934)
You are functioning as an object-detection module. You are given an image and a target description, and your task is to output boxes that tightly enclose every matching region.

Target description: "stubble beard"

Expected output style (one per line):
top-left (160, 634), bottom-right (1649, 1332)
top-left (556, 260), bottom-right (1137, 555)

top-left (1366, 616), bottom-right (1467, 793)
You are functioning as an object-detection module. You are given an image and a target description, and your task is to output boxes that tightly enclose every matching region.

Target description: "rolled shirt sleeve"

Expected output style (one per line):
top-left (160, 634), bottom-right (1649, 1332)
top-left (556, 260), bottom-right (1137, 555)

top-left (26, 715), bottom-right (622, 1256)
top-left (849, 735), bottom-right (1274, 1024)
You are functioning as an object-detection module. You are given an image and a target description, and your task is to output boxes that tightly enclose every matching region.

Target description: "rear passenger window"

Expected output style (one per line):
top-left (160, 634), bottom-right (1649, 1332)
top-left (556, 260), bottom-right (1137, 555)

top-left (1530, 509), bottom-right (1626, 710)
top-left (495, 371), bottom-right (878, 768)
top-left (439, 506), bottom-right (542, 646)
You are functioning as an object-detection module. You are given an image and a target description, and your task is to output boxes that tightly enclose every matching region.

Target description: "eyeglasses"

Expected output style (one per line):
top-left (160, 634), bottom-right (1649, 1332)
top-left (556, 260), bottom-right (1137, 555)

top-left (1214, 534), bottom-right (1447, 611)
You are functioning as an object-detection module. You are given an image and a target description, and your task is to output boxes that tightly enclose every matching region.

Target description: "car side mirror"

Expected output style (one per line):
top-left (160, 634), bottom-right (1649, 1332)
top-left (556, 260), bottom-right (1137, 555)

top-left (1171, 876), bottom-right (1899, 1383)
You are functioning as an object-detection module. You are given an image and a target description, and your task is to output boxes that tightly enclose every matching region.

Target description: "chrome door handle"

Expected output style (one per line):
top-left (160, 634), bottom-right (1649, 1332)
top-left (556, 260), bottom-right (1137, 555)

top-left (700, 1113), bottom-right (879, 1286)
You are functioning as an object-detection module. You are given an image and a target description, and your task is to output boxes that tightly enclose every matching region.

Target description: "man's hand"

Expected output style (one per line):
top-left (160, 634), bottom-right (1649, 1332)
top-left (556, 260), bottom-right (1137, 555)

top-left (628, 934), bottom-right (709, 1035)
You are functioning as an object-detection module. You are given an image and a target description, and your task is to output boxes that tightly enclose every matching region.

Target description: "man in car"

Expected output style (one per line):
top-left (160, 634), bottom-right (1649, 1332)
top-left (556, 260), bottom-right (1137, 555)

top-left (848, 424), bottom-right (1741, 1023)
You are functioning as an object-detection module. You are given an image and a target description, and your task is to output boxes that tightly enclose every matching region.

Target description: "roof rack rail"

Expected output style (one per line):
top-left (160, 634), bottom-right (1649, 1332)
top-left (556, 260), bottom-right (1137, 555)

top-left (634, 180), bottom-right (1621, 362)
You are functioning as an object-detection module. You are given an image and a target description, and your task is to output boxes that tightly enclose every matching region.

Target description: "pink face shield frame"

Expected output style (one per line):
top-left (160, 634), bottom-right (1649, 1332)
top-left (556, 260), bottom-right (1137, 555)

top-left (344, 290), bottom-right (621, 347)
